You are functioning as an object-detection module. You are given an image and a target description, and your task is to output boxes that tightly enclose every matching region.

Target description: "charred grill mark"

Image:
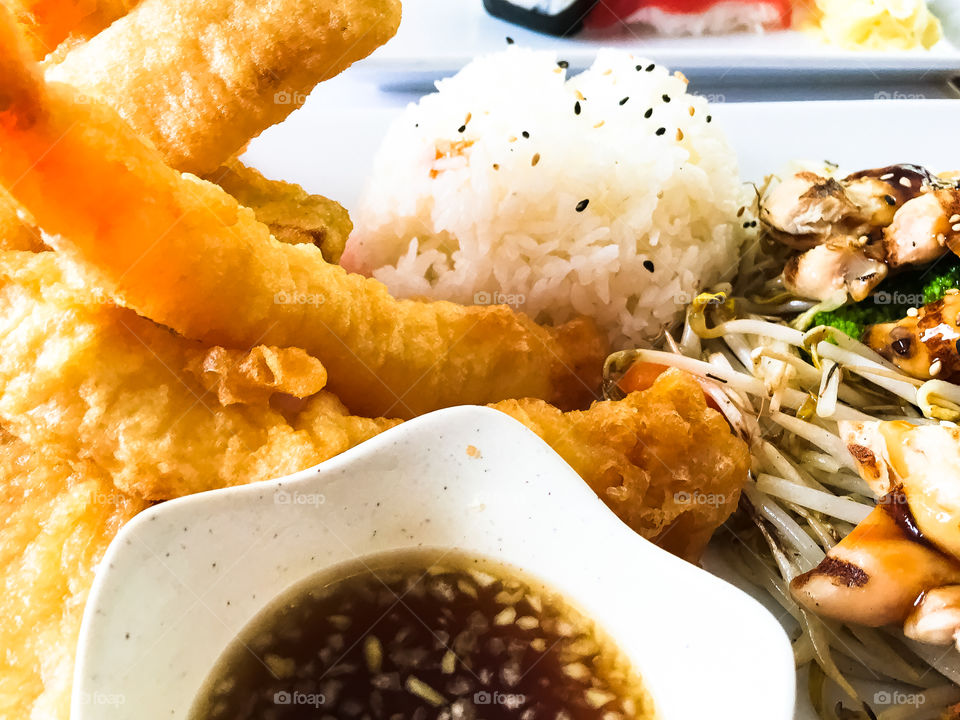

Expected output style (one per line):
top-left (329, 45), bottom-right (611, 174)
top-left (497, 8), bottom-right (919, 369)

top-left (847, 443), bottom-right (881, 481)
top-left (802, 556), bottom-right (869, 589)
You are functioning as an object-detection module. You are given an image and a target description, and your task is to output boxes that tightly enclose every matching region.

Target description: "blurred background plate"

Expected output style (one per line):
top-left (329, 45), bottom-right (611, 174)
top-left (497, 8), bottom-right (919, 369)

top-left (358, 0), bottom-right (960, 97)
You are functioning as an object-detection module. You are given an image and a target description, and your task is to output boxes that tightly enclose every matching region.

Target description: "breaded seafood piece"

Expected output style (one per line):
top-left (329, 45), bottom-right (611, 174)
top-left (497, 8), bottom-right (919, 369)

top-left (0, 432), bottom-right (148, 720)
top-left (0, 31), bottom-right (608, 418)
top-left (493, 369), bottom-right (751, 561)
top-left (45, 0), bottom-right (402, 174)
top-left (0, 251), bottom-right (399, 500)
top-left (207, 160), bottom-right (352, 263)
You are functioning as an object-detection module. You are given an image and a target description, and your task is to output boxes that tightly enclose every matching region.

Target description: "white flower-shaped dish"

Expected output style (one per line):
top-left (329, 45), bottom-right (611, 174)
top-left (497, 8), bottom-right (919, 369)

top-left (72, 405), bottom-right (794, 719)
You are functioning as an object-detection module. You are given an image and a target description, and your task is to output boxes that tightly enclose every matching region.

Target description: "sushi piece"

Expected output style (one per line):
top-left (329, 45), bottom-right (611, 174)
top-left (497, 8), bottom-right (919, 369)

top-left (586, 0), bottom-right (792, 34)
top-left (482, 0), bottom-right (599, 36)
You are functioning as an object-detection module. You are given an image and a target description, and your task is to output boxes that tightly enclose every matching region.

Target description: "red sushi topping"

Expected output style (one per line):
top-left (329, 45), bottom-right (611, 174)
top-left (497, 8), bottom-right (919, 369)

top-left (586, 0), bottom-right (792, 30)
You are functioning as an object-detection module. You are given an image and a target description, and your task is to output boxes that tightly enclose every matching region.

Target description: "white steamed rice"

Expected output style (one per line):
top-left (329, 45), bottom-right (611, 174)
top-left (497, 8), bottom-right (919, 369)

top-left (345, 48), bottom-right (746, 348)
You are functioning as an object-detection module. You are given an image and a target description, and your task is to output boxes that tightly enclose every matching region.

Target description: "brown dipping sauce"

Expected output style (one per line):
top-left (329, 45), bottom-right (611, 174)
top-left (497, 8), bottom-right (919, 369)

top-left (189, 550), bottom-right (654, 720)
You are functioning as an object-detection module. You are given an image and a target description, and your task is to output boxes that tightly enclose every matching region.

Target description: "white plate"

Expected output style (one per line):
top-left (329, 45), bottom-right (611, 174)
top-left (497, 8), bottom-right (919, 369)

top-left (72, 407), bottom-right (794, 720)
top-left (360, 0), bottom-right (960, 83)
top-left (243, 94), bottom-right (960, 719)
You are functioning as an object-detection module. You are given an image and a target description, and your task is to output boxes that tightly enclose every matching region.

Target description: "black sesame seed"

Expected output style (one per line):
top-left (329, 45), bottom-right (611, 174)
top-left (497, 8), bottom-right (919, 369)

top-left (506, 36), bottom-right (514, 44)
top-left (662, 94), bottom-right (671, 103)
top-left (558, 60), bottom-right (569, 69)
top-left (458, 125), bottom-right (466, 133)
top-left (574, 101), bottom-right (581, 115)
top-left (643, 260), bottom-right (655, 273)
top-left (743, 222), bottom-right (751, 229)
top-left (884, 194), bottom-right (897, 206)
top-left (706, 115), bottom-right (713, 123)
top-left (522, 131), bottom-right (530, 138)
top-left (646, 63), bottom-right (655, 71)
top-left (576, 199), bottom-right (589, 212)
top-left (619, 97), bottom-right (629, 106)
top-left (656, 127), bottom-right (666, 136)
top-left (644, 108), bottom-right (653, 119)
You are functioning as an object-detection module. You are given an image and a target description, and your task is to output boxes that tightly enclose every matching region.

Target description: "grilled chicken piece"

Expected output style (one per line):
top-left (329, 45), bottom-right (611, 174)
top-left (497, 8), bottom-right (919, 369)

top-left (782, 242), bottom-right (888, 302)
top-left (761, 172), bottom-right (860, 248)
top-left (883, 190), bottom-right (960, 269)
top-left (843, 420), bottom-right (960, 561)
top-left (865, 292), bottom-right (960, 381)
top-left (904, 586), bottom-right (960, 647)
top-left (791, 505), bottom-right (960, 627)
top-left (792, 420), bottom-right (960, 627)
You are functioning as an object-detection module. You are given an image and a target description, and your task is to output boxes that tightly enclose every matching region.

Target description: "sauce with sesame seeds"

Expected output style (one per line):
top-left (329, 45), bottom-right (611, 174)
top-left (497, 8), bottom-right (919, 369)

top-left (188, 550), bottom-right (654, 720)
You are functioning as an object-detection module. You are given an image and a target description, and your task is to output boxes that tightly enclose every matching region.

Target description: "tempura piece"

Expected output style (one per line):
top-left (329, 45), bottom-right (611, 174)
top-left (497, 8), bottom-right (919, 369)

top-left (492, 369), bottom-right (751, 561)
top-left (44, 0), bottom-right (402, 174)
top-left (0, 432), bottom-right (148, 719)
top-left (0, 250), bottom-right (398, 500)
top-left (6, 0), bottom-right (137, 59)
top-left (0, 27), bottom-right (608, 418)
top-left (0, 185), bottom-right (44, 251)
top-left (207, 160), bottom-right (351, 263)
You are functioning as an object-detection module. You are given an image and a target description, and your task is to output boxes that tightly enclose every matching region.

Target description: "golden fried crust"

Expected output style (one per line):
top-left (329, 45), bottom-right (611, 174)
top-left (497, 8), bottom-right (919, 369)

top-left (0, 51), bottom-right (608, 418)
top-left (0, 251), bottom-right (398, 500)
top-left (0, 185), bottom-right (45, 251)
top-left (0, 432), bottom-right (148, 720)
top-left (492, 369), bottom-right (751, 561)
top-left (206, 160), bottom-right (352, 264)
top-left (45, 0), bottom-right (402, 174)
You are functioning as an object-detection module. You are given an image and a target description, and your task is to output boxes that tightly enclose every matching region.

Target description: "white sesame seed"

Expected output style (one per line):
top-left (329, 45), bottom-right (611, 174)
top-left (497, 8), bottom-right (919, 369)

top-left (900, 177), bottom-right (912, 187)
top-left (938, 233), bottom-right (948, 245)
top-left (880, 173), bottom-right (895, 180)
top-left (907, 307), bottom-right (919, 317)
top-left (953, 224), bottom-right (960, 233)
top-left (930, 359), bottom-right (943, 376)
top-left (951, 214), bottom-right (960, 224)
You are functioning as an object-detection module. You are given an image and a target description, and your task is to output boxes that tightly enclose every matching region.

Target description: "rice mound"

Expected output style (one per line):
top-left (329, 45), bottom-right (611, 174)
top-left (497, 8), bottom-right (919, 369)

top-left (345, 48), bottom-right (745, 348)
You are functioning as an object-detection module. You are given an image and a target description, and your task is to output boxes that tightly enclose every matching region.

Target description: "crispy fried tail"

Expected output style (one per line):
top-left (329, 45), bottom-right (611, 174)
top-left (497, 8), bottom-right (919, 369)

top-left (0, 26), bottom-right (607, 418)
top-left (44, 0), bottom-right (402, 174)
top-left (7, 0), bottom-right (137, 58)
top-left (492, 369), bottom-right (751, 561)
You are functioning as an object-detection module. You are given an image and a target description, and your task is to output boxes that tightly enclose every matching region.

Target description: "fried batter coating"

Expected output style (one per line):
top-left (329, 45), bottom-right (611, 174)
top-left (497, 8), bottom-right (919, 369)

top-left (0, 185), bottom-right (44, 251)
top-left (492, 369), bottom-right (751, 561)
top-left (207, 160), bottom-right (352, 263)
top-left (186, 344), bottom-right (328, 406)
top-left (0, 432), bottom-right (148, 720)
top-left (0, 36), bottom-right (608, 418)
top-left (0, 251), bottom-right (398, 500)
top-left (44, 0), bottom-right (402, 174)
top-left (9, 0), bottom-right (137, 58)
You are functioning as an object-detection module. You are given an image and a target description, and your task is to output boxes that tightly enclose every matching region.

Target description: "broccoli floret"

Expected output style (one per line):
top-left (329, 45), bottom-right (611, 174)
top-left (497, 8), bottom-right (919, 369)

top-left (923, 261), bottom-right (960, 304)
top-left (812, 303), bottom-right (902, 340)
